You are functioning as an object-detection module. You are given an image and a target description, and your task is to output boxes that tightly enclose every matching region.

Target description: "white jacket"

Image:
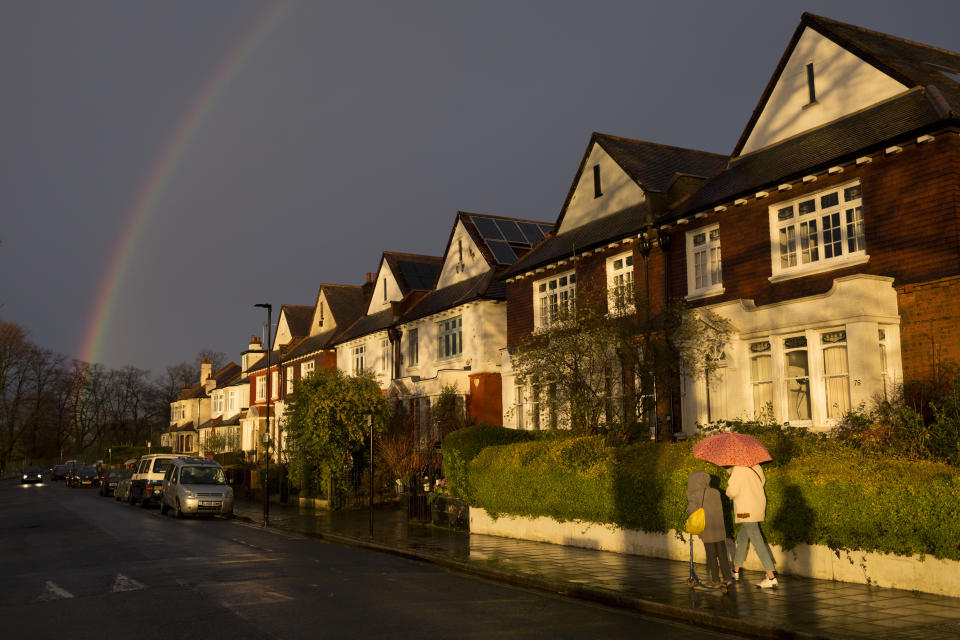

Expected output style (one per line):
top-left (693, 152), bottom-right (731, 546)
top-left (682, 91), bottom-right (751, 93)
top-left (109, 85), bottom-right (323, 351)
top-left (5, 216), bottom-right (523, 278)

top-left (726, 465), bottom-right (766, 523)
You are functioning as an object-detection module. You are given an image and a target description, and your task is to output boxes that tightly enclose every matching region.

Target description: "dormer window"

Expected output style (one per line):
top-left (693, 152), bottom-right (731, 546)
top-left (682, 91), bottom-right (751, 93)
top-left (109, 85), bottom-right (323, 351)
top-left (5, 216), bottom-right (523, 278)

top-left (806, 62), bottom-right (816, 104)
top-left (593, 164), bottom-right (602, 198)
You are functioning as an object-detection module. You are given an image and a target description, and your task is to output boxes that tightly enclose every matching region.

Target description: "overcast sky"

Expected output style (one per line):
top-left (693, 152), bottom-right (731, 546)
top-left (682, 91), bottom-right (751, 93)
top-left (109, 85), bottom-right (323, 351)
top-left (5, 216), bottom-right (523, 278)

top-left (2, 0), bottom-right (958, 376)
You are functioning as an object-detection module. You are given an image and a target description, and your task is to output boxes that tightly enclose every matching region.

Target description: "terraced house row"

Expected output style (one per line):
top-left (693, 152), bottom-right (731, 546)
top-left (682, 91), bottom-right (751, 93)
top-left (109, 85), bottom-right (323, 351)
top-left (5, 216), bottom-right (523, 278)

top-left (165, 13), bottom-right (960, 460)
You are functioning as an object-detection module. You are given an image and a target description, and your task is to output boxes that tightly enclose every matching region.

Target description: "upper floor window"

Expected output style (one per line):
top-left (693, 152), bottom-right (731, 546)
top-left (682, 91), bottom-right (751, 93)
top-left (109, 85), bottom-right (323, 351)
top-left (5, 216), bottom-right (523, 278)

top-left (407, 328), bottom-right (419, 367)
top-left (352, 345), bottom-right (365, 373)
top-left (534, 271), bottom-right (576, 329)
top-left (285, 366), bottom-right (294, 395)
top-left (437, 316), bottom-right (462, 361)
top-left (770, 182), bottom-right (865, 279)
top-left (256, 376), bottom-right (266, 402)
top-left (227, 390), bottom-right (236, 413)
top-left (686, 225), bottom-right (723, 298)
top-left (606, 252), bottom-right (634, 313)
top-left (301, 361), bottom-right (315, 378)
top-left (318, 302), bottom-right (324, 327)
top-left (271, 371), bottom-right (279, 400)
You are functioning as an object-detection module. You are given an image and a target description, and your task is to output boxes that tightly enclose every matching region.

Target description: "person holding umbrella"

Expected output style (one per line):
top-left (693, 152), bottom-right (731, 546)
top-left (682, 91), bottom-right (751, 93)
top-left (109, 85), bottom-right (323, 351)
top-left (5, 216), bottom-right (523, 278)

top-left (693, 432), bottom-right (778, 589)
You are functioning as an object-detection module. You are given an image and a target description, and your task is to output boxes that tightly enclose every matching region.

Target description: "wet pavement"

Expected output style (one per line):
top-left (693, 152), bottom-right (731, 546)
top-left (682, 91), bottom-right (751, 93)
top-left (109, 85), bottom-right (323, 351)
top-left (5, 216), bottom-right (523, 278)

top-left (234, 498), bottom-right (960, 639)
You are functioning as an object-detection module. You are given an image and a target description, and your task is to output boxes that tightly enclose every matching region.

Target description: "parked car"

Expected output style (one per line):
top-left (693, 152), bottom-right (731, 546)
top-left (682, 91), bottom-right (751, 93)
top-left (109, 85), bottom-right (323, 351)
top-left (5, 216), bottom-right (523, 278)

top-left (51, 464), bottom-right (67, 481)
top-left (69, 464), bottom-right (99, 488)
top-left (21, 465), bottom-right (43, 484)
top-left (160, 457), bottom-right (234, 518)
top-left (99, 467), bottom-right (131, 497)
top-left (128, 454), bottom-right (180, 507)
top-left (115, 473), bottom-right (134, 503)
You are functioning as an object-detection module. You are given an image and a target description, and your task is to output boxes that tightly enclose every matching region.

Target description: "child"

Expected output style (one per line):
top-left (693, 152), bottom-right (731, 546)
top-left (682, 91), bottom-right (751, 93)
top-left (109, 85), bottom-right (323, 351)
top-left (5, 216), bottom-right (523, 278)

top-left (686, 470), bottom-right (732, 587)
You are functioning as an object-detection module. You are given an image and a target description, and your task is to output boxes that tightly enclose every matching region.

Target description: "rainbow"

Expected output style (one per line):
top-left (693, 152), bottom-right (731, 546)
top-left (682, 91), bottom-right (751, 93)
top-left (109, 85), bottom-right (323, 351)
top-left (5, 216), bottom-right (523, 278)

top-left (78, 1), bottom-right (292, 367)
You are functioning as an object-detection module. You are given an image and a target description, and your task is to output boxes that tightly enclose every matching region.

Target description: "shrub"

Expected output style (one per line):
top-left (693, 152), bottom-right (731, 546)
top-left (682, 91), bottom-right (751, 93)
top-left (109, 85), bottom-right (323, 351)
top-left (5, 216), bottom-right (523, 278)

top-left (441, 424), bottom-right (535, 501)
top-left (462, 432), bottom-right (960, 561)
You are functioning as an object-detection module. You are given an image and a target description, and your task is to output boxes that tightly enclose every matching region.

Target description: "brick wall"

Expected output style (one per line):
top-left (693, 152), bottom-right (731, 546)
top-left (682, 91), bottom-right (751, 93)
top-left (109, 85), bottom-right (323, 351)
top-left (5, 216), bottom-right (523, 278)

top-left (897, 274), bottom-right (960, 383)
top-left (681, 133), bottom-right (960, 310)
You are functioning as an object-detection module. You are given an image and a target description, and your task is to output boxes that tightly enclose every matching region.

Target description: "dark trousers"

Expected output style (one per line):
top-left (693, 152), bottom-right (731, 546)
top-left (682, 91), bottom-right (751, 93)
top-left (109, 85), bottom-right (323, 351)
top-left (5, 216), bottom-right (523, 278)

top-left (703, 540), bottom-right (732, 583)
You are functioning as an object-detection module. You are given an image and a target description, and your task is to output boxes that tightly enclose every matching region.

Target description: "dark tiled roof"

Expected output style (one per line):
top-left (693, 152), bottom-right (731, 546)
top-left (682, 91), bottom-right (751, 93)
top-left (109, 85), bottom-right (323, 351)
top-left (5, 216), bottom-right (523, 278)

top-left (246, 351), bottom-right (280, 374)
top-left (178, 384), bottom-right (203, 400)
top-left (677, 88), bottom-right (950, 215)
top-left (280, 305), bottom-right (314, 340)
top-left (332, 309), bottom-right (393, 345)
top-left (502, 204), bottom-right (650, 278)
top-left (383, 252), bottom-right (443, 293)
top-left (218, 413), bottom-right (242, 427)
top-left (171, 421), bottom-right (195, 433)
top-left (733, 12), bottom-right (960, 156)
top-left (320, 284), bottom-right (366, 330)
top-left (593, 133), bottom-right (727, 192)
top-left (212, 363), bottom-right (241, 386)
top-left (281, 331), bottom-right (334, 361)
top-left (402, 271), bottom-right (505, 323)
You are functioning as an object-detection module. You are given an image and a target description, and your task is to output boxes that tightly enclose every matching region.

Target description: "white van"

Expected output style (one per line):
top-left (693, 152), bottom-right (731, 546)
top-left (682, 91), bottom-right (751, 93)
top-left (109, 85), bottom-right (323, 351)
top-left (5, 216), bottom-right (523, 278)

top-left (160, 457), bottom-right (234, 518)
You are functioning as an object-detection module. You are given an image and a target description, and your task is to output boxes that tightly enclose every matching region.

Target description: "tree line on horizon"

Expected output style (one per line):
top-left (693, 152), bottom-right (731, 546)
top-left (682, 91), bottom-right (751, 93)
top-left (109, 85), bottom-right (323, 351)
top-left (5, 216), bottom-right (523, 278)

top-left (0, 318), bottom-right (223, 473)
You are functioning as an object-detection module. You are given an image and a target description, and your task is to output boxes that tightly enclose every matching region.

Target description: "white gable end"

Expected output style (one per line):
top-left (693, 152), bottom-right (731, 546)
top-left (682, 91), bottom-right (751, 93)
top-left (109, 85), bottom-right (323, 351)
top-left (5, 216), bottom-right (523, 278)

top-left (273, 314), bottom-right (294, 350)
top-left (310, 291), bottom-right (334, 337)
top-left (435, 220), bottom-right (492, 289)
top-left (740, 28), bottom-right (908, 155)
top-left (367, 259), bottom-right (401, 315)
top-left (559, 144), bottom-right (645, 235)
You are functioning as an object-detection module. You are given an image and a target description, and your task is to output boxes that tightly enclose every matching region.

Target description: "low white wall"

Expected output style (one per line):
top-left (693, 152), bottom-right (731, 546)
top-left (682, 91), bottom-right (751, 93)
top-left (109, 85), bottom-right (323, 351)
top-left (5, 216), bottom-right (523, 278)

top-left (470, 508), bottom-right (960, 597)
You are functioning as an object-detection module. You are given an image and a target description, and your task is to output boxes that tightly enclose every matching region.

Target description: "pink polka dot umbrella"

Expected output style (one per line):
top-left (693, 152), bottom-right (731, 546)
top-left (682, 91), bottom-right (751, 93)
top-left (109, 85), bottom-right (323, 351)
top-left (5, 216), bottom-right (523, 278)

top-left (692, 433), bottom-right (772, 467)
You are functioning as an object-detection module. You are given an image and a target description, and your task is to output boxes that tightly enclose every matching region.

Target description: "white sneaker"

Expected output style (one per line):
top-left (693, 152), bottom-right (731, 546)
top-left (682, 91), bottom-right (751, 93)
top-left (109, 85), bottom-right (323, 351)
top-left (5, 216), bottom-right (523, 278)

top-left (757, 577), bottom-right (778, 589)
top-left (731, 570), bottom-right (739, 581)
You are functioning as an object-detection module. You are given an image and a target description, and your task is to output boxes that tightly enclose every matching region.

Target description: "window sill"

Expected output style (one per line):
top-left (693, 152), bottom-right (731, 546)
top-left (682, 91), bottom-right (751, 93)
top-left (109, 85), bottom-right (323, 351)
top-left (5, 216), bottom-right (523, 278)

top-left (768, 254), bottom-right (869, 283)
top-left (435, 356), bottom-right (465, 366)
top-left (686, 287), bottom-right (725, 302)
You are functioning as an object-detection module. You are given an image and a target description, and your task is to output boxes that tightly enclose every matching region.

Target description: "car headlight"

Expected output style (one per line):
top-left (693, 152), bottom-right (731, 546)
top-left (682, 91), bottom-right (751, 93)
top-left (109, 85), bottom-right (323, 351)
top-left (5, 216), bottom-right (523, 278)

top-left (184, 490), bottom-right (195, 499)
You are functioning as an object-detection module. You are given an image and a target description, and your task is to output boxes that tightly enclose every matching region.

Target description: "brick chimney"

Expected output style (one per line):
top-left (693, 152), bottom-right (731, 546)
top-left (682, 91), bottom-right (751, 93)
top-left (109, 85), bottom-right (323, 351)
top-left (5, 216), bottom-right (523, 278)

top-left (242, 336), bottom-right (265, 375)
top-left (200, 357), bottom-right (212, 384)
top-left (361, 271), bottom-right (375, 305)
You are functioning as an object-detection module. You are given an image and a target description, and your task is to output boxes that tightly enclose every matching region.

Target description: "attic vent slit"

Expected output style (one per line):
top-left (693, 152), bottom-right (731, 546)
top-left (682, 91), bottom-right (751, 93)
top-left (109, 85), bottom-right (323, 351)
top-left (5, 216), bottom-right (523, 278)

top-left (806, 62), bottom-right (816, 104)
top-left (593, 164), bottom-right (602, 198)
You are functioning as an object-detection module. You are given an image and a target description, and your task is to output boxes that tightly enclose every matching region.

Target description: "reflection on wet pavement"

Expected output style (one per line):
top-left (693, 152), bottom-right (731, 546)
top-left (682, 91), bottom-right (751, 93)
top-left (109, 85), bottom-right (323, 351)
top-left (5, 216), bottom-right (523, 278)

top-left (235, 499), bottom-right (960, 640)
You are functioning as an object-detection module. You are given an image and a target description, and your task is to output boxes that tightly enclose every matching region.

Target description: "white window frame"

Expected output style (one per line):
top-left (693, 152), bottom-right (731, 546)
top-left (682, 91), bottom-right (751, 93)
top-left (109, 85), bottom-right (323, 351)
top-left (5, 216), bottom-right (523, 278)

top-left (380, 338), bottom-right (390, 373)
top-left (769, 181), bottom-right (867, 282)
top-left (285, 366), bottom-right (294, 395)
top-left (256, 375), bottom-right (266, 402)
top-left (301, 361), bottom-right (315, 378)
top-left (686, 224), bottom-right (724, 299)
top-left (533, 270), bottom-right (576, 330)
top-left (407, 327), bottom-right (419, 367)
top-left (352, 345), bottom-right (365, 373)
top-left (271, 370), bottom-right (279, 400)
top-left (437, 316), bottom-right (462, 361)
top-left (227, 390), bottom-right (236, 413)
top-left (606, 251), bottom-right (635, 314)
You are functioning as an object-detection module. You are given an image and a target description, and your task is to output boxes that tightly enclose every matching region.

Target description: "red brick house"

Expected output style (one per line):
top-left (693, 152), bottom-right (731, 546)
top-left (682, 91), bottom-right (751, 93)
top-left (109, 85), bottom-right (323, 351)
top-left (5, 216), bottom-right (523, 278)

top-left (502, 13), bottom-right (960, 435)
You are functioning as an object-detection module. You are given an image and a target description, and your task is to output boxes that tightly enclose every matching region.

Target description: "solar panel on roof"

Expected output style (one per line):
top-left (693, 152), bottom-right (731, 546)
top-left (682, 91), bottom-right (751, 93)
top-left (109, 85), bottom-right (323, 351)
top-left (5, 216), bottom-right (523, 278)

top-left (496, 219), bottom-right (527, 244)
top-left (486, 239), bottom-right (517, 264)
top-left (471, 216), bottom-right (503, 240)
top-left (398, 261), bottom-right (439, 290)
top-left (517, 222), bottom-right (545, 243)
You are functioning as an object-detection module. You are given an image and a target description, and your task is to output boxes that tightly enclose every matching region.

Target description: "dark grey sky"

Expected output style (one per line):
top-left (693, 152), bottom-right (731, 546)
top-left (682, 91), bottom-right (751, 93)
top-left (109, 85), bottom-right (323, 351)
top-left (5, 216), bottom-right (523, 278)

top-left (2, 1), bottom-right (958, 375)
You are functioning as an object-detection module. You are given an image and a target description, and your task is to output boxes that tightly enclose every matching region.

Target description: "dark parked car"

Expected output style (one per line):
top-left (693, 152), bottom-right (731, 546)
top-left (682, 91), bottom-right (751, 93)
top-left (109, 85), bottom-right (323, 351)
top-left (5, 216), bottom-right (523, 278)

top-left (99, 467), bottom-right (131, 497)
top-left (69, 464), bottom-right (99, 488)
top-left (52, 464), bottom-right (67, 481)
top-left (21, 465), bottom-right (43, 484)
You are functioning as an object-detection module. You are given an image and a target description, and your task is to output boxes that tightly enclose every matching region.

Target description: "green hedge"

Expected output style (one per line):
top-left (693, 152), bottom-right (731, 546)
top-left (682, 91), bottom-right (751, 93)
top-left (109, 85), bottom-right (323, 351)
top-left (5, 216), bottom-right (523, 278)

top-left (442, 424), bottom-right (536, 501)
top-left (452, 427), bottom-right (960, 561)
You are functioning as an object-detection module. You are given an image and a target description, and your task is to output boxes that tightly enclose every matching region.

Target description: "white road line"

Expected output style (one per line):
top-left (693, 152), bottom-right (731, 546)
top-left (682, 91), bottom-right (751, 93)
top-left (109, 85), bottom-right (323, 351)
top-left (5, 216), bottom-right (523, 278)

top-left (231, 537), bottom-right (274, 553)
top-left (37, 581), bottom-right (74, 601)
top-left (112, 573), bottom-right (146, 592)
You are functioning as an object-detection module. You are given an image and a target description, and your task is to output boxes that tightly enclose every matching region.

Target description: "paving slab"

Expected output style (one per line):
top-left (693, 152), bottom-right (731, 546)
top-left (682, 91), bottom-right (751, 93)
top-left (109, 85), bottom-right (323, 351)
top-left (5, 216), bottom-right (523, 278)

top-left (234, 498), bottom-right (960, 640)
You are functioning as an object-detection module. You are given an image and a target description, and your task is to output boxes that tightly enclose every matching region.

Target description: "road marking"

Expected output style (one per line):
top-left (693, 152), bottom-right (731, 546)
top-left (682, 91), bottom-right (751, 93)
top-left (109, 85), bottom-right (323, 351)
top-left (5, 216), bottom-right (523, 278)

top-left (37, 581), bottom-right (74, 601)
top-left (112, 573), bottom-right (146, 592)
top-left (231, 537), bottom-right (274, 553)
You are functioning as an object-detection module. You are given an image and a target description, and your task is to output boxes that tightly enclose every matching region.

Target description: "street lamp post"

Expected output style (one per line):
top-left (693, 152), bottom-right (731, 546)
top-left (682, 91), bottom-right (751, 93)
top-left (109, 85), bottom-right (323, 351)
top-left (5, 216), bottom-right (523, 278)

top-left (368, 414), bottom-right (374, 537)
top-left (255, 302), bottom-right (272, 527)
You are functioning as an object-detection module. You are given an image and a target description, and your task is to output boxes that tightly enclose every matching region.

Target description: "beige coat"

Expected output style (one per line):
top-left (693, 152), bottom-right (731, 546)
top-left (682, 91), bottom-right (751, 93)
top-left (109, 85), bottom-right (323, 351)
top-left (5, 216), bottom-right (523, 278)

top-left (725, 465), bottom-right (767, 523)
